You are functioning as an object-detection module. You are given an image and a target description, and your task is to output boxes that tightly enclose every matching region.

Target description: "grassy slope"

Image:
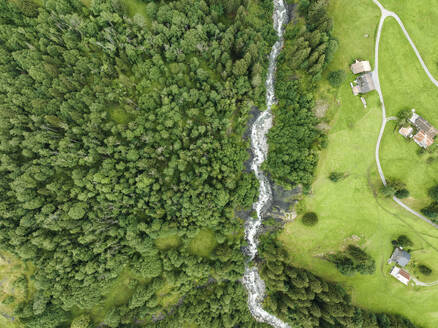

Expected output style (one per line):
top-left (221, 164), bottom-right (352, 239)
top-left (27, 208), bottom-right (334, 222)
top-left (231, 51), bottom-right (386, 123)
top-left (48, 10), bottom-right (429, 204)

top-left (379, 18), bottom-right (438, 211)
top-left (279, 1), bottom-right (438, 327)
top-left (379, 0), bottom-right (438, 77)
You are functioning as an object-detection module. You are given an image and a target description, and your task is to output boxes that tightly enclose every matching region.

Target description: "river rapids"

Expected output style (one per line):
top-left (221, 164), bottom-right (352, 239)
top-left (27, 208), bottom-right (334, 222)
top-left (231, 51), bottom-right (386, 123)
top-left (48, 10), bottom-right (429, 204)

top-left (241, 1), bottom-right (290, 327)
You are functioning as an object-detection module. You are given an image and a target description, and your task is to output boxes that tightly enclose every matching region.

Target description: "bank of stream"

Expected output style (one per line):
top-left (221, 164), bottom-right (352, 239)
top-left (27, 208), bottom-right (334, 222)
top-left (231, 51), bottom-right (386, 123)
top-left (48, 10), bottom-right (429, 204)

top-left (241, 1), bottom-right (290, 327)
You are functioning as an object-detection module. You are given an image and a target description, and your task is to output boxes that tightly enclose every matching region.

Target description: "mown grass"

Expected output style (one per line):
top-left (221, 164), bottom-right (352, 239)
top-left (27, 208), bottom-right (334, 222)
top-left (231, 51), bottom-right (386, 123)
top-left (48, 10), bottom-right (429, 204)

top-left (378, 17), bottom-right (438, 211)
top-left (379, 18), bottom-right (438, 124)
top-left (380, 121), bottom-right (438, 210)
top-left (325, 0), bottom-right (379, 74)
top-left (279, 2), bottom-right (438, 327)
top-left (379, 0), bottom-right (438, 77)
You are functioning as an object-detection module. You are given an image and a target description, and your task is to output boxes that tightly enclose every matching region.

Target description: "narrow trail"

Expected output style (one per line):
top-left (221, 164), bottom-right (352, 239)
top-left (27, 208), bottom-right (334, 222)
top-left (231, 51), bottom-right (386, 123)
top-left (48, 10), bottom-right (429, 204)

top-left (372, 0), bottom-right (438, 229)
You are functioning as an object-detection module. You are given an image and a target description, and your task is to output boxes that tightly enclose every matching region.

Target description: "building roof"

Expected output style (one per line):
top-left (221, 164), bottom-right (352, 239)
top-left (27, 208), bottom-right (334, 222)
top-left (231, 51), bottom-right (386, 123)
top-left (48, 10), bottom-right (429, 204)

top-left (413, 131), bottom-right (434, 148)
top-left (399, 126), bottom-right (413, 138)
top-left (355, 72), bottom-right (375, 94)
top-left (390, 266), bottom-right (411, 286)
top-left (388, 247), bottom-right (411, 267)
top-left (351, 60), bottom-right (372, 74)
top-left (409, 112), bottom-right (438, 137)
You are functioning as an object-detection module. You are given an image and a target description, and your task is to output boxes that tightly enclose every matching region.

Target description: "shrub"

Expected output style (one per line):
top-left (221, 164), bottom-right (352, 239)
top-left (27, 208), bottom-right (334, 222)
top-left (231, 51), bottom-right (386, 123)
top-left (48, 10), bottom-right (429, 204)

top-left (346, 245), bottom-right (368, 262)
top-left (327, 70), bottom-right (346, 88)
top-left (327, 254), bottom-right (355, 276)
top-left (380, 177), bottom-right (406, 198)
top-left (380, 185), bottom-right (396, 198)
top-left (355, 259), bottom-right (376, 275)
top-left (421, 202), bottom-right (438, 218)
top-left (396, 235), bottom-right (413, 248)
top-left (3, 295), bottom-right (15, 305)
top-left (428, 185), bottom-right (438, 201)
top-left (395, 188), bottom-right (409, 199)
top-left (418, 264), bottom-right (432, 276)
top-left (329, 172), bottom-right (344, 182)
top-left (396, 109), bottom-right (411, 127)
top-left (328, 250), bottom-right (375, 276)
top-left (302, 212), bottom-right (318, 226)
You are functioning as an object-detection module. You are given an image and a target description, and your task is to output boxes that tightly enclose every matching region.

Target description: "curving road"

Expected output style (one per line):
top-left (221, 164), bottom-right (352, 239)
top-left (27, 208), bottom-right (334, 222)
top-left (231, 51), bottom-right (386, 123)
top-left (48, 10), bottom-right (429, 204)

top-left (412, 277), bottom-right (438, 287)
top-left (372, 0), bottom-right (438, 229)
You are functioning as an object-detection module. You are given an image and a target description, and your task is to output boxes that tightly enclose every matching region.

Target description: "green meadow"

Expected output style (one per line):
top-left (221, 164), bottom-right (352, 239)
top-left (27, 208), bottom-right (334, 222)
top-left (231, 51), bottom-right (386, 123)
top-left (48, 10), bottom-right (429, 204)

top-left (279, 1), bottom-right (438, 327)
top-left (379, 0), bottom-right (438, 77)
top-left (379, 17), bottom-right (438, 210)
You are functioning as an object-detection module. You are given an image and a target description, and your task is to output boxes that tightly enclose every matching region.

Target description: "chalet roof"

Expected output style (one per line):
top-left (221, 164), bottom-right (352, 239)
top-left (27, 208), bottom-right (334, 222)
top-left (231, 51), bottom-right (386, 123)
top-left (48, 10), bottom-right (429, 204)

top-left (356, 72), bottom-right (375, 94)
top-left (409, 112), bottom-right (438, 137)
top-left (413, 131), bottom-right (434, 148)
top-left (388, 247), bottom-right (411, 267)
top-left (351, 60), bottom-right (372, 74)
top-left (390, 266), bottom-right (411, 286)
top-left (398, 269), bottom-right (411, 280)
top-left (398, 126), bottom-right (413, 138)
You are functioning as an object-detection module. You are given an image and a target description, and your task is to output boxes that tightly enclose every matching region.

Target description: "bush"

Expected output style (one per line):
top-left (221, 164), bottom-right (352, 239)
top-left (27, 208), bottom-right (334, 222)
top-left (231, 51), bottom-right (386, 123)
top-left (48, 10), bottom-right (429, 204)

top-left (418, 264), bottom-right (432, 276)
top-left (329, 172), bottom-right (344, 182)
top-left (428, 185), bottom-right (438, 201)
top-left (327, 254), bottom-right (355, 276)
top-left (395, 188), bottom-right (410, 199)
top-left (421, 202), bottom-right (438, 218)
top-left (328, 249), bottom-right (375, 276)
top-left (380, 185), bottom-right (396, 198)
top-left (380, 177), bottom-right (406, 198)
top-left (396, 109), bottom-right (411, 127)
top-left (302, 212), bottom-right (318, 226)
top-left (327, 70), bottom-right (346, 88)
top-left (396, 235), bottom-right (413, 248)
top-left (346, 245), bottom-right (368, 262)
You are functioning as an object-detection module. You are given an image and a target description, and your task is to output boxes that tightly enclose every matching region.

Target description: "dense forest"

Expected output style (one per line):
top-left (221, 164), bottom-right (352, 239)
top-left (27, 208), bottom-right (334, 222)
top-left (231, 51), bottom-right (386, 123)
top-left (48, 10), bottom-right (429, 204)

top-left (0, 0), bottom-right (422, 327)
top-left (0, 0), bottom-right (274, 326)
top-left (264, 0), bottom-right (335, 189)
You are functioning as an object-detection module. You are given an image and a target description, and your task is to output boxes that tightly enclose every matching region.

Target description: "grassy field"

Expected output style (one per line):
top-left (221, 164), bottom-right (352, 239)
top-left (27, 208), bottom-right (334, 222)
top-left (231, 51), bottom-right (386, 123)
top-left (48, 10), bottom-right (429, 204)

top-left (379, 0), bottom-right (438, 78)
top-left (378, 18), bottom-right (438, 124)
top-left (279, 1), bottom-right (438, 327)
top-left (378, 17), bottom-right (438, 211)
top-left (326, 0), bottom-right (379, 72)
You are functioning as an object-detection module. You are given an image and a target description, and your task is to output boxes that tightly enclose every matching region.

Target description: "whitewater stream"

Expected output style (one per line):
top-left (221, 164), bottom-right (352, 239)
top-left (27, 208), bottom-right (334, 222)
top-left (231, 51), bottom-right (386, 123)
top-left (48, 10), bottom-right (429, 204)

top-left (241, 1), bottom-right (290, 327)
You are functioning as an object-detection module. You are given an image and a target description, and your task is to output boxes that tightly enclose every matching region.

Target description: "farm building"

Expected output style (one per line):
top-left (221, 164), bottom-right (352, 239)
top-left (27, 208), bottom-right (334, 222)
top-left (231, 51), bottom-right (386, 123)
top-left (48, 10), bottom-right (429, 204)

top-left (352, 72), bottom-right (376, 95)
top-left (409, 111), bottom-right (438, 148)
top-left (351, 60), bottom-right (372, 74)
top-left (390, 266), bottom-right (411, 285)
top-left (398, 126), bottom-right (413, 138)
top-left (413, 130), bottom-right (434, 148)
top-left (388, 247), bottom-right (411, 267)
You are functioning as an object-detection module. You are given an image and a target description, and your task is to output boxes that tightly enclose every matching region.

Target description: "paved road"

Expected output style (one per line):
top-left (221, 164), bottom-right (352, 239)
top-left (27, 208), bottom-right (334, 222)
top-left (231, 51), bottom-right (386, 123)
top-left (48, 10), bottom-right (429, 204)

top-left (412, 277), bottom-right (438, 287)
top-left (372, 0), bottom-right (438, 229)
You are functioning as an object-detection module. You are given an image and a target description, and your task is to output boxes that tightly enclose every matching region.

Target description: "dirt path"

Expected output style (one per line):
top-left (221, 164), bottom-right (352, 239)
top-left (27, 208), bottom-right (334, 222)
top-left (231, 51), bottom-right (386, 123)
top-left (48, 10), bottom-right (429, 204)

top-left (372, 0), bottom-right (438, 229)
